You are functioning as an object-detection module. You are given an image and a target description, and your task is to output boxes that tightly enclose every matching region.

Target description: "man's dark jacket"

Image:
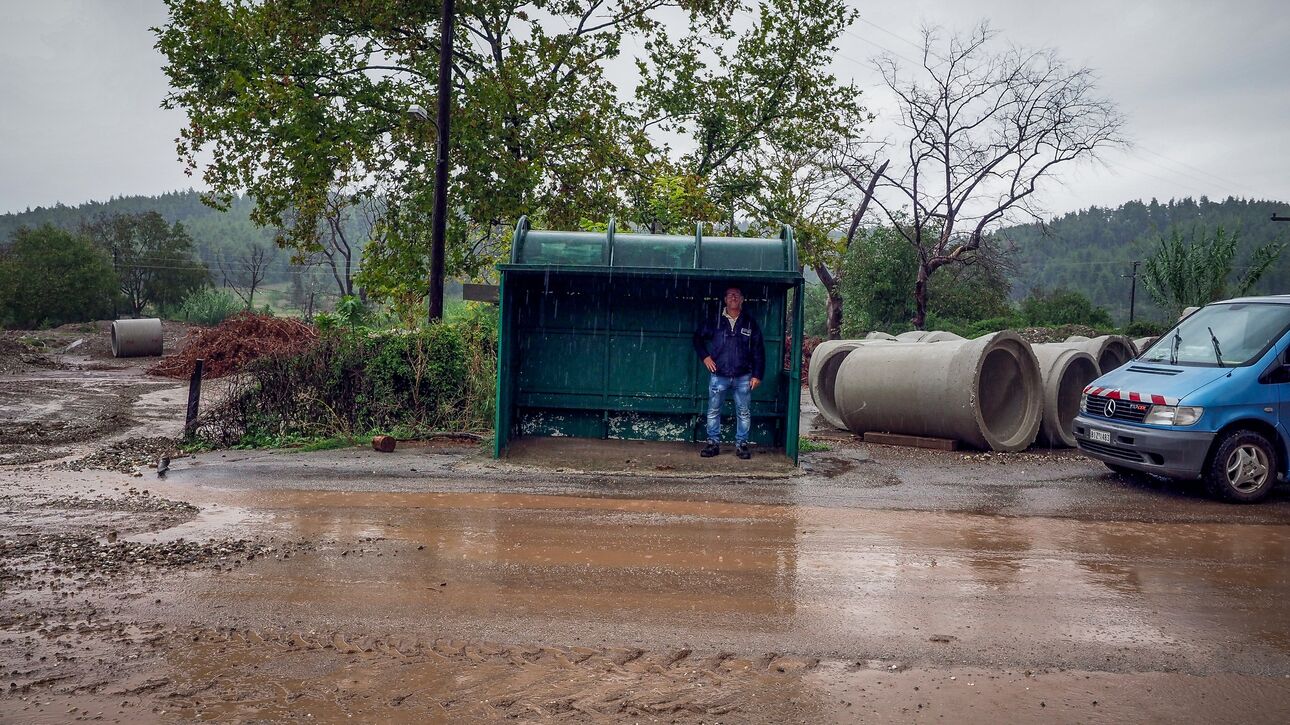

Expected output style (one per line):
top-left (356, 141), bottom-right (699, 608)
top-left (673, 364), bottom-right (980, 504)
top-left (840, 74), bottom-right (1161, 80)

top-left (693, 308), bottom-right (765, 379)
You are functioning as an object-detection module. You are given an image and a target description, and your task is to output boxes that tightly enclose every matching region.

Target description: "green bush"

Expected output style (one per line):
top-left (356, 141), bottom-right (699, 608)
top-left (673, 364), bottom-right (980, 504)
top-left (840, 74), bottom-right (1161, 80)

top-left (1122, 320), bottom-right (1167, 337)
top-left (0, 225), bottom-right (116, 328)
top-left (201, 304), bottom-right (499, 447)
top-left (177, 288), bottom-right (241, 326)
top-left (1020, 288), bottom-right (1114, 328)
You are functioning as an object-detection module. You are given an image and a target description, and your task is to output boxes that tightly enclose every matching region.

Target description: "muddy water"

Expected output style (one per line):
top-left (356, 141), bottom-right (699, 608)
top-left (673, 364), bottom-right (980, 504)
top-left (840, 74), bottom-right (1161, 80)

top-left (7, 466), bottom-right (1290, 721)
top-left (135, 487), bottom-right (1290, 676)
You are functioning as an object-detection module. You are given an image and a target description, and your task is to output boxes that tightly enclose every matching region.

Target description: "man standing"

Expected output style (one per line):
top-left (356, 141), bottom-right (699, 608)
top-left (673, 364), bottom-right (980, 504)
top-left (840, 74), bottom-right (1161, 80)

top-left (693, 286), bottom-right (764, 459)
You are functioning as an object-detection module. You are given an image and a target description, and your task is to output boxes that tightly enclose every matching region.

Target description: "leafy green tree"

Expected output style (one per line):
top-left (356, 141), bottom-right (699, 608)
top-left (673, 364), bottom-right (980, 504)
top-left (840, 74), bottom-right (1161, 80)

top-left (840, 225), bottom-right (917, 336)
top-left (82, 211), bottom-right (208, 315)
top-left (1020, 288), bottom-right (1114, 328)
top-left (1142, 225), bottom-right (1284, 316)
top-left (0, 225), bottom-right (116, 328)
top-left (927, 260), bottom-right (1013, 324)
top-left (155, 0), bottom-right (723, 307)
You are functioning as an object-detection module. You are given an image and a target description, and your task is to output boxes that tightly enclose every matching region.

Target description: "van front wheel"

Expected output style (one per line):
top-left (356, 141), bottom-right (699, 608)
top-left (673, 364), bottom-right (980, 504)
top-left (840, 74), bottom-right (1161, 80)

top-left (1205, 430), bottom-right (1276, 503)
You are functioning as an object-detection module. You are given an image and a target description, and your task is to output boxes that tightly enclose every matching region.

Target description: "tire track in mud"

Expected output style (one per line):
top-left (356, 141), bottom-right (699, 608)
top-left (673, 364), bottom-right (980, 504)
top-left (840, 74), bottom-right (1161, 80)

top-left (155, 627), bottom-right (825, 721)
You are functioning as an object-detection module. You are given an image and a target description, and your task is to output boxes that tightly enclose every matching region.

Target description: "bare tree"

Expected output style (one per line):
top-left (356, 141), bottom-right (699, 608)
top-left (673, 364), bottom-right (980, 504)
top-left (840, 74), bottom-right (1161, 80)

top-left (841, 22), bottom-right (1125, 328)
top-left (220, 242), bottom-right (274, 308)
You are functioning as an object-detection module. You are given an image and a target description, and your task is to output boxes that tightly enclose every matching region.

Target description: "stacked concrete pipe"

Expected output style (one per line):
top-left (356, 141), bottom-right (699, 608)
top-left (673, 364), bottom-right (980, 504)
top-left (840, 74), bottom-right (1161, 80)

top-left (864, 331), bottom-right (896, 340)
top-left (1132, 336), bottom-right (1158, 356)
top-left (809, 339), bottom-right (890, 430)
top-left (909, 330), bottom-right (966, 343)
top-left (833, 331), bottom-right (1043, 452)
top-left (111, 318), bottom-right (163, 358)
top-left (1062, 334), bottom-right (1135, 373)
top-left (1030, 344), bottom-right (1101, 447)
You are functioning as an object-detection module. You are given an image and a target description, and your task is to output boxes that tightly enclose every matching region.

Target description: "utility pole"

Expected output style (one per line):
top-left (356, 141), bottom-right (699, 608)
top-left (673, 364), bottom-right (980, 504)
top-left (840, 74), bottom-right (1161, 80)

top-left (427, 0), bottom-right (456, 322)
top-left (1121, 260), bottom-right (1140, 324)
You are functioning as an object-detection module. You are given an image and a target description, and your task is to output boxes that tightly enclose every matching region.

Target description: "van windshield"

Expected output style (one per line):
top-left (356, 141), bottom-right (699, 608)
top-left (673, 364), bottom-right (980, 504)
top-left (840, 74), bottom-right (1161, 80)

top-left (1140, 302), bottom-right (1290, 367)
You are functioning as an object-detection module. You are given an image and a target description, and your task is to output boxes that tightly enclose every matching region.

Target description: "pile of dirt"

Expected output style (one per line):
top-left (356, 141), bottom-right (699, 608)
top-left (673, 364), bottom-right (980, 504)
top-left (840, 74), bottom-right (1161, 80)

top-left (148, 313), bottom-right (318, 379)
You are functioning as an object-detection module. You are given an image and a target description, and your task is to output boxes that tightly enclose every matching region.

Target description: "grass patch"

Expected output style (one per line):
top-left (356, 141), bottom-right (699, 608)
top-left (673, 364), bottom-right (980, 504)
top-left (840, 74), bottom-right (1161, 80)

top-left (798, 437), bottom-right (831, 453)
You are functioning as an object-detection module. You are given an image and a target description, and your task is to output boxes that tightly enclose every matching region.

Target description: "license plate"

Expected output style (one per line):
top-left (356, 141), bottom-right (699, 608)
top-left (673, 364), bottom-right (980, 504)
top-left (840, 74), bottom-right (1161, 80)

top-left (1090, 429), bottom-right (1112, 444)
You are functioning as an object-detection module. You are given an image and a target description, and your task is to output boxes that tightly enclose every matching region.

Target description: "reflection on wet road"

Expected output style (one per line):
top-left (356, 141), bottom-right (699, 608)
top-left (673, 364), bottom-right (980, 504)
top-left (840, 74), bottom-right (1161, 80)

top-left (160, 489), bottom-right (1290, 676)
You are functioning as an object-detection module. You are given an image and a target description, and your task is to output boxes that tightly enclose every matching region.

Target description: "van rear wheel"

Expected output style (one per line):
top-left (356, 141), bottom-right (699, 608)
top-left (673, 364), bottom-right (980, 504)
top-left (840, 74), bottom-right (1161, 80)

top-left (1205, 430), bottom-right (1276, 503)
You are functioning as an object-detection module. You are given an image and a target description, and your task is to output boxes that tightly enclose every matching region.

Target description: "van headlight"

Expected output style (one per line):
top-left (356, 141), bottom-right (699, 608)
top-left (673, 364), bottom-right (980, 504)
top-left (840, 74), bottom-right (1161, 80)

top-left (1144, 405), bottom-right (1203, 426)
top-left (1079, 394), bottom-right (1088, 413)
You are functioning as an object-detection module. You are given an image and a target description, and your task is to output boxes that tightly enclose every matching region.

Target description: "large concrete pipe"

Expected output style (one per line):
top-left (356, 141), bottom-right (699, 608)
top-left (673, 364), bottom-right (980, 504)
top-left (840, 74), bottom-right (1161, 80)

top-left (1064, 335), bottom-right (1091, 343)
top-left (834, 331), bottom-right (1042, 451)
top-left (1063, 335), bottom-right (1135, 373)
top-left (1132, 336), bottom-right (1158, 355)
top-left (865, 331), bottom-right (896, 340)
top-left (918, 331), bottom-right (965, 343)
top-left (1030, 344), bottom-right (1101, 448)
top-left (895, 330), bottom-right (933, 342)
top-left (808, 340), bottom-right (892, 430)
top-left (111, 318), bottom-right (163, 357)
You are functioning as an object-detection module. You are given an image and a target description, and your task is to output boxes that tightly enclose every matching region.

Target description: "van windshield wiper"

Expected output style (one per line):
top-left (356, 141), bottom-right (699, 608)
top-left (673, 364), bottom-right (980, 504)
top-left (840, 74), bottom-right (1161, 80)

top-left (1207, 326), bottom-right (1226, 368)
top-left (1170, 330), bottom-right (1181, 365)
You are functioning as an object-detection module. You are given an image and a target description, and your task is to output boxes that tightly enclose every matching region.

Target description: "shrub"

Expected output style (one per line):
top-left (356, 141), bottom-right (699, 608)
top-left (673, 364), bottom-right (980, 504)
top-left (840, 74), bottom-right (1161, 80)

top-left (1020, 288), bottom-right (1114, 328)
top-left (0, 225), bottom-right (116, 328)
top-left (197, 306), bottom-right (499, 447)
top-left (1123, 320), bottom-right (1167, 337)
top-left (177, 288), bottom-right (241, 326)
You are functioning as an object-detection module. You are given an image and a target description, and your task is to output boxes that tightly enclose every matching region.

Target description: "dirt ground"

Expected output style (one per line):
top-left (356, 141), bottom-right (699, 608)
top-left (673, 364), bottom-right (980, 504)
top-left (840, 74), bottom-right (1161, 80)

top-left (2, 328), bottom-right (1290, 723)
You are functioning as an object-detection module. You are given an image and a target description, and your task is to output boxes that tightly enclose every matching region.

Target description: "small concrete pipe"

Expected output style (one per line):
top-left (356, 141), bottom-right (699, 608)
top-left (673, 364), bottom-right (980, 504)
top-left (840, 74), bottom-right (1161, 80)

top-left (111, 318), bottom-right (163, 358)
top-left (1030, 344), bottom-right (1101, 448)
top-left (834, 330), bottom-right (1043, 452)
top-left (864, 331), bottom-right (896, 340)
top-left (809, 340), bottom-right (889, 430)
top-left (1063, 335), bottom-right (1135, 373)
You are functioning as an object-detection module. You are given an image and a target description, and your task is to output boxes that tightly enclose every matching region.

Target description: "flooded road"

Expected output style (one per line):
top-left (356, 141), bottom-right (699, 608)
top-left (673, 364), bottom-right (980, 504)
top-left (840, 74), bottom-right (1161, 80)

top-left (4, 440), bottom-right (1290, 722)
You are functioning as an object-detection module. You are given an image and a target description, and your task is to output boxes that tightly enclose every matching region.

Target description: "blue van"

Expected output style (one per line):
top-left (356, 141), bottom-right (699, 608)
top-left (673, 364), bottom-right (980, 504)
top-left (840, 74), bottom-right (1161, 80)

top-left (1073, 296), bottom-right (1290, 503)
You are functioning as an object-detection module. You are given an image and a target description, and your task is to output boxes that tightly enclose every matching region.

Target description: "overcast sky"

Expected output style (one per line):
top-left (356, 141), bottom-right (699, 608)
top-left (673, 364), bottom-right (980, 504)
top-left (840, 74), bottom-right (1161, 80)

top-left (1, 0), bottom-right (1286, 219)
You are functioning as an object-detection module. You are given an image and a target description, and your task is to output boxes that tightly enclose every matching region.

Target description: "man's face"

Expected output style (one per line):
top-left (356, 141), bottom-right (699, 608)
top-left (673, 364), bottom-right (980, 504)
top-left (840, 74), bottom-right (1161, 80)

top-left (724, 288), bottom-right (743, 313)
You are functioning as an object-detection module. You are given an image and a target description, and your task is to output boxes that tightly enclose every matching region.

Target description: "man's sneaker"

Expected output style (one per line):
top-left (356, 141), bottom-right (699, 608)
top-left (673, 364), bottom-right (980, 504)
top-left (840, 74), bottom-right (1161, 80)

top-left (700, 442), bottom-right (721, 457)
top-left (736, 443), bottom-right (751, 460)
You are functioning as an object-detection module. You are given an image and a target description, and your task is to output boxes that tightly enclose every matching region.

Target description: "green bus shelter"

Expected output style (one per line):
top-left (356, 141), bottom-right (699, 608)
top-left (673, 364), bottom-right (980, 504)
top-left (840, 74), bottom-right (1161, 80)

top-left (493, 217), bottom-right (805, 463)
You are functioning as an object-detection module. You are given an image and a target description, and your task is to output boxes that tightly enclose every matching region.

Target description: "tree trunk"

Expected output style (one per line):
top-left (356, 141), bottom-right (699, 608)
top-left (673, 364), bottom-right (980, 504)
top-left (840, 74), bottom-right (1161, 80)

top-left (825, 288), bottom-right (843, 340)
top-left (814, 264), bottom-right (844, 340)
top-left (912, 265), bottom-right (930, 330)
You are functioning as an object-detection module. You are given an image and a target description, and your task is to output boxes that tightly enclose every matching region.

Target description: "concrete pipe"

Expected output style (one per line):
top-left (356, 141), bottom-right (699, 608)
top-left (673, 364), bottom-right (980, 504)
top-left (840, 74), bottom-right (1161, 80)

top-left (919, 331), bottom-right (965, 343)
top-left (809, 340), bottom-right (890, 430)
top-left (1064, 335), bottom-right (1091, 343)
top-left (1063, 335), bottom-right (1135, 373)
top-left (1030, 344), bottom-right (1101, 448)
top-left (1132, 336), bottom-right (1158, 356)
top-left (111, 318), bottom-right (163, 358)
top-left (864, 331), bottom-right (896, 340)
top-left (895, 330), bottom-right (933, 342)
top-left (834, 330), bottom-right (1042, 452)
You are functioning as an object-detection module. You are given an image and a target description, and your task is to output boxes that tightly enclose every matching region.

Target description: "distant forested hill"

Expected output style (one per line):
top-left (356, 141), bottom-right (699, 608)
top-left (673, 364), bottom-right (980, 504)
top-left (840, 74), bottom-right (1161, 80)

top-left (0, 190), bottom-right (281, 275)
top-left (999, 197), bottom-right (1289, 324)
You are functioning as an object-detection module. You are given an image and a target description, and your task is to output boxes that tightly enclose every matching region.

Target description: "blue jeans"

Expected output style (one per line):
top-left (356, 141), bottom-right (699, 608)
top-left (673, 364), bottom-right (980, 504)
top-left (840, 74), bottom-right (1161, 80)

top-left (706, 373), bottom-right (751, 444)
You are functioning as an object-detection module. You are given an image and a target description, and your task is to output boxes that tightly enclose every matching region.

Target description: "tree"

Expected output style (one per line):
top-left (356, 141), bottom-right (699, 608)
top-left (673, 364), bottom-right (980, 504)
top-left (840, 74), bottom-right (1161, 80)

top-left (220, 242), bottom-right (277, 309)
top-left (744, 145), bottom-right (865, 338)
top-left (82, 211), bottom-right (208, 316)
top-left (840, 22), bottom-right (1124, 329)
top-left (0, 225), bottom-right (116, 328)
top-left (155, 0), bottom-right (724, 307)
top-left (1142, 226), bottom-right (1284, 316)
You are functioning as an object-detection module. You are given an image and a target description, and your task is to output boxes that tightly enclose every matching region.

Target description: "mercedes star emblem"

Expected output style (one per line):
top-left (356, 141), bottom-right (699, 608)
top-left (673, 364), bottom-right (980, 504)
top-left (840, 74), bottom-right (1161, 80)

top-left (1104, 399), bottom-right (1116, 417)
